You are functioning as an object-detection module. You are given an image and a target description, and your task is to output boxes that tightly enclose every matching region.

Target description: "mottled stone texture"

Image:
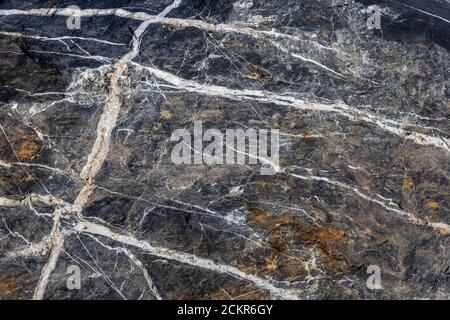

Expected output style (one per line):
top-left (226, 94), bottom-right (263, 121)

top-left (0, 0), bottom-right (449, 300)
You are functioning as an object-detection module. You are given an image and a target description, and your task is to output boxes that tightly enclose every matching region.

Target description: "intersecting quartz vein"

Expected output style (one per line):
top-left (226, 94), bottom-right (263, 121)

top-left (76, 18), bottom-right (169, 207)
top-left (0, 8), bottom-right (342, 76)
top-left (1, 2), bottom-right (448, 300)
top-left (6, 235), bottom-right (52, 259)
top-left (26, 49), bottom-right (113, 63)
top-left (286, 172), bottom-right (450, 235)
top-left (131, 62), bottom-right (450, 153)
top-left (24, 0), bottom-right (185, 301)
top-left (0, 193), bottom-right (70, 208)
top-left (0, 160), bottom-right (72, 177)
top-left (1, 8), bottom-right (447, 95)
top-left (267, 39), bottom-right (346, 78)
top-left (93, 186), bottom-right (268, 247)
top-left (83, 233), bottom-right (163, 300)
top-left (32, 210), bottom-right (66, 300)
top-left (72, 220), bottom-right (301, 299)
top-left (0, 7), bottom-right (335, 50)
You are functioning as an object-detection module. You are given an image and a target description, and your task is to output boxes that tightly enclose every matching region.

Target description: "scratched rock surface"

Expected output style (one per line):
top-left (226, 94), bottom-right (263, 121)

top-left (0, 0), bottom-right (449, 300)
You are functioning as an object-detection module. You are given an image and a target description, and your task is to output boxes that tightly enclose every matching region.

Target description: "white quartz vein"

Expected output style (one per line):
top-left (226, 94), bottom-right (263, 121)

top-left (0, 160), bottom-right (70, 177)
top-left (27, 49), bottom-right (112, 63)
top-left (73, 220), bottom-right (300, 299)
top-left (33, 210), bottom-right (65, 300)
top-left (0, 3), bottom-right (449, 300)
top-left (397, 2), bottom-right (450, 24)
top-left (29, 0), bottom-right (183, 301)
top-left (84, 234), bottom-right (163, 300)
top-left (131, 62), bottom-right (450, 153)
top-left (0, 8), bottom-right (341, 75)
top-left (0, 7), bottom-right (335, 49)
top-left (0, 193), bottom-right (69, 208)
top-left (0, 31), bottom-right (126, 46)
top-left (6, 235), bottom-right (52, 259)
top-left (287, 171), bottom-right (450, 235)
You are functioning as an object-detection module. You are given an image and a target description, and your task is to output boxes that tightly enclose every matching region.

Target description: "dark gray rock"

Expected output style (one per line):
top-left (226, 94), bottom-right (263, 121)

top-left (0, 0), bottom-right (448, 300)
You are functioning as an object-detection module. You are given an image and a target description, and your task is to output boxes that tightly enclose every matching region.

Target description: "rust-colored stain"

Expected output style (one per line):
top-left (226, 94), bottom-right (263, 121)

top-left (403, 177), bottom-right (414, 189)
top-left (300, 133), bottom-right (314, 141)
top-left (264, 256), bottom-right (279, 272)
top-left (160, 109), bottom-right (173, 120)
top-left (255, 180), bottom-right (268, 193)
top-left (248, 205), bottom-right (350, 273)
top-left (0, 275), bottom-right (32, 300)
top-left (303, 227), bottom-right (347, 273)
top-left (427, 200), bottom-right (439, 210)
top-left (245, 66), bottom-right (269, 83)
top-left (16, 136), bottom-right (41, 161)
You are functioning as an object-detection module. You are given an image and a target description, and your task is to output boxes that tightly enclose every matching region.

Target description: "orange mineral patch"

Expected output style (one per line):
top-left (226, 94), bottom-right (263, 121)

top-left (248, 205), bottom-right (350, 273)
top-left (160, 109), bottom-right (173, 120)
top-left (439, 228), bottom-right (449, 237)
top-left (16, 137), bottom-right (41, 161)
top-left (255, 180), bottom-right (268, 193)
top-left (300, 133), bottom-right (314, 141)
top-left (303, 227), bottom-right (348, 273)
top-left (0, 275), bottom-right (32, 300)
top-left (264, 257), bottom-right (279, 272)
top-left (245, 66), bottom-right (266, 81)
top-left (403, 177), bottom-right (414, 189)
top-left (427, 201), bottom-right (439, 210)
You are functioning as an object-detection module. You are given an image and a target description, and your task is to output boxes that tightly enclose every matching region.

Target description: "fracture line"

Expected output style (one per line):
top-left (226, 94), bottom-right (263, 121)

top-left (288, 172), bottom-right (450, 234)
top-left (0, 161), bottom-right (70, 177)
top-left (72, 2), bottom-right (183, 223)
top-left (76, 1), bottom-right (183, 215)
top-left (0, 8), bottom-right (338, 72)
top-left (33, 211), bottom-right (65, 300)
top-left (131, 62), bottom-right (450, 153)
top-left (28, 49), bottom-right (112, 62)
top-left (0, 8), bottom-right (334, 47)
top-left (0, 31), bottom-right (126, 46)
top-left (6, 235), bottom-right (52, 258)
top-left (74, 220), bottom-right (300, 299)
top-left (85, 234), bottom-right (163, 300)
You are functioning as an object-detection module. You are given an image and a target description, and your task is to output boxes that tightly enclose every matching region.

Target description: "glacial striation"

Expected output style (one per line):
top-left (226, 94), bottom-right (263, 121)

top-left (0, 0), bottom-right (449, 300)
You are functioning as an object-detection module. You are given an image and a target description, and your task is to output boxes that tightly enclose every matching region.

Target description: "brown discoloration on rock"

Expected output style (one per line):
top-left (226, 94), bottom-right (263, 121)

top-left (160, 109), bottom-right (173, 120)
top-left (248, 206), bottom-right (350, 273)
top-left (403, 177), bottom-right (414, 189)
top-left (198, 109), bottom-right (224, 121)
top-left (255, 180), bottom-right (268, 193)
top-left (438, 228), bottom-right (449, 237)
top-left (1, 122), bottom-right (39, 162)
top-left (16, 136), bottom-right (41, 161)
top-left (427, 200), bottom-right (439, 210)
top-left (245, 66), bottom-right (267, 81)
top-left (300, 133), bottom-right (314, 141)
top-left (0, 275), bottom-right (33, 300)
top-left (304, 227), bottom-right (347, 273)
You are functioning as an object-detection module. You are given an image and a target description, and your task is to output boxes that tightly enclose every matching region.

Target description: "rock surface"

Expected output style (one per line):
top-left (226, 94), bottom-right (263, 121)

top-left (0, 0), bottom-right (449, 300)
